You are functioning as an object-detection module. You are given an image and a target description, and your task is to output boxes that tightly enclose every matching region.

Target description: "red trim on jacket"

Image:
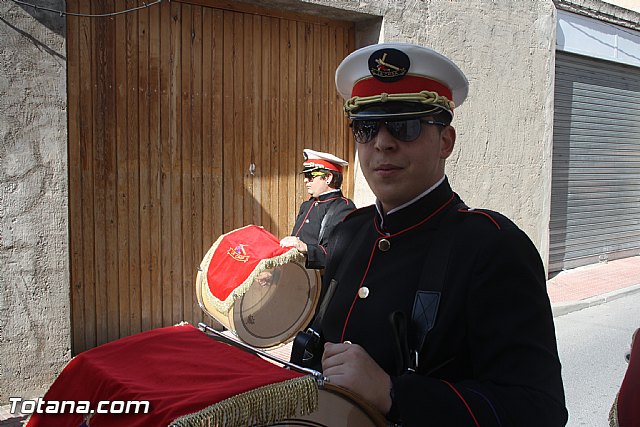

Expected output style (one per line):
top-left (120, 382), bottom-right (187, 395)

top-left (340, 194), bottom-right (455, 342)
top-left (458, 208), bottom-right (501, 230)
top-left (441, 380), bottom-right (481, 427)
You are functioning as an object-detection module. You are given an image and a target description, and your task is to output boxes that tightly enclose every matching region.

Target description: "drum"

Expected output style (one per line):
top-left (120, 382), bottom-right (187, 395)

top-left (28, 321), bottom-right (387, 427)
top-left (196, 225), bottom-right (321, 348)
top-left (273, 382), bottom-right (389, 427)
top-left (197, 322), bottom-right (389, 427)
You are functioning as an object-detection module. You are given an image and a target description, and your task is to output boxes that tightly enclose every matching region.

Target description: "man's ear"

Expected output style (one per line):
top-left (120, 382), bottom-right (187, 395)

top-left (325, 173), bottom-right (333, 185)
top-left (440, 126), bottom-right (456, 159)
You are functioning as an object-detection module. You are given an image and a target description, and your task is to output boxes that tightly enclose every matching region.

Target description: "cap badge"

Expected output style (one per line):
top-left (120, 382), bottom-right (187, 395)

top-left (368, 48), bottom-right (410, 82)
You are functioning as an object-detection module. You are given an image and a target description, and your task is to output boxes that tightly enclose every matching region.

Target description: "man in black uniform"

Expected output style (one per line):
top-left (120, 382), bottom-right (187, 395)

top-left (309, 43), bottom-right (568, 426)
top-left (280, 149), bottom-right (356, 269)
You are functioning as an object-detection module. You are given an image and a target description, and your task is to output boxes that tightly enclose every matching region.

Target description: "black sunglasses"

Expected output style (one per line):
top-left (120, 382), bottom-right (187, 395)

top-left (350, 118), bottom-right (448, 144)
top-left (303, 172), bottom-right (324, 180)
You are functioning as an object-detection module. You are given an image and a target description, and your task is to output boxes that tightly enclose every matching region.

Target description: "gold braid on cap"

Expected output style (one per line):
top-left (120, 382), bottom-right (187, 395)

top-left (344, 90), bottom-right (455, 114)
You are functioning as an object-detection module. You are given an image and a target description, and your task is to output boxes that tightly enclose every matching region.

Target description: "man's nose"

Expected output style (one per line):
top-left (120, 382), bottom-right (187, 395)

top-left (372, 125), bottom-right (399, 151)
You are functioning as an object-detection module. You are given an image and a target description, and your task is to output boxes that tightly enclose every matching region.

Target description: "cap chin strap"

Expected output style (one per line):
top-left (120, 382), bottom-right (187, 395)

top-left (344, 90), bottom-right (454, 115)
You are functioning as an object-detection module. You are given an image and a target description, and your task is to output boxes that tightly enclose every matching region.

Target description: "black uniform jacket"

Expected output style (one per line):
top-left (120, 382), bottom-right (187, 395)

top-left (291, 190), bottom-right (356, 269)
top-left (319, 178), bottom-right (568, 426)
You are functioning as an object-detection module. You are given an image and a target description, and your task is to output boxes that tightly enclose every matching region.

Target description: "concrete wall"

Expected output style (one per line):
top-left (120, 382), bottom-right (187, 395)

top-left (600, 0), bottom-right (640, 13)
top-left (556, 0), bottom-right (640, 27)
top-left (0, 1), bottom-right (69, 402)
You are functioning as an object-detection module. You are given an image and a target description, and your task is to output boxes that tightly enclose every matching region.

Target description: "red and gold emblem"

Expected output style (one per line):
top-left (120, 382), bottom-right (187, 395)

top-left (227, 244), bottom-right (249, 262)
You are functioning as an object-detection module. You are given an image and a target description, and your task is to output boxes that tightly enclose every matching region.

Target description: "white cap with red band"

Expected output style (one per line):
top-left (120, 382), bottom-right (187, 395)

top-left (335, 42), bottom-right (468, 120)
top-left (302, 149), bottom-right (348, 174)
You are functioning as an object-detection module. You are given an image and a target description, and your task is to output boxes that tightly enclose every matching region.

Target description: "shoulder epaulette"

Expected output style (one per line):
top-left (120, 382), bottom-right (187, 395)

top-left (343, 205), bottom-right (375, 221)
top-left (457, 207), bottom-right (501, 230)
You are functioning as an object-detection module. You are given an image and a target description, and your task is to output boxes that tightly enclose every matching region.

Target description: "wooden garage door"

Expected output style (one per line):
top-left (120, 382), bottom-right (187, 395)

top-left (67, 0), bottom-right (355, 354)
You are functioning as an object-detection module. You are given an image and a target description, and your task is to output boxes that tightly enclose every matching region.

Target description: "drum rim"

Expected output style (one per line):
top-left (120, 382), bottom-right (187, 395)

top-left (197, 264), bottom-right (322, 349)
top-left (232, 264), bottom-right (321, 348)
top-left (320, 382), bottom-right (389, 427)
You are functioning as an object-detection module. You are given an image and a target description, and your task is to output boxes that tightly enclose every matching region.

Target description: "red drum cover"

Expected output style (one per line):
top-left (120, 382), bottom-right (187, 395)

top-left (196, 225), bottom-right (321, 348)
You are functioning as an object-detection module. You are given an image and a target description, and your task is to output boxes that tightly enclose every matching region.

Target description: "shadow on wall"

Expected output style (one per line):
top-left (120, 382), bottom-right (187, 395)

top-left (15, 0), bottom-right (65, 37)
top-left (0, 414), bottom-right (29, 426)
top-left (2, 0), bottom-right (65, 62)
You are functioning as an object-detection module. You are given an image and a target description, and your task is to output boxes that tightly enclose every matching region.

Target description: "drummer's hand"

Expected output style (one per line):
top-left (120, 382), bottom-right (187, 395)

top-left (279, 236), bottom-right (308, 254)
top-left (321, 342), bottom-right (392, 415)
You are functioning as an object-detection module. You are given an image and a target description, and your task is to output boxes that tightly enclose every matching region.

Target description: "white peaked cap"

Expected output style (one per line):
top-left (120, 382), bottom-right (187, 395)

top-left (335, 42), bottom-right (469, 119)
top-left (302, 148), bottom-right (348, 173)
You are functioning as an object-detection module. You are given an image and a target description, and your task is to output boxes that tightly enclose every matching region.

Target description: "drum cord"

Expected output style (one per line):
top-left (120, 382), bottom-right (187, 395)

top-left (198, 322), bottom-right (328, 385)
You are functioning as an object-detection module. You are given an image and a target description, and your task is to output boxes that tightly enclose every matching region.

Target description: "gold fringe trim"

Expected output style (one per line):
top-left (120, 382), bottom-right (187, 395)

top-left (608, 394), bottom-right (619, 427)
top-left (344, 90), bottom-right (454, 114)
top-left (169, 375), bottom-right (318, 427)
top-left (196, 225), bottom-right (305, 315)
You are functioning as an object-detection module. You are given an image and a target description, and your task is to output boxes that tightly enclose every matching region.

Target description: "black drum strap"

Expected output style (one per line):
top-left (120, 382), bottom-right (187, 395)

top-left (407, 201), bottom-right (466, 372)
top-left (318, 201), bottom-right (340, 243)
top-left (288, 278), bottom-right (338, 366)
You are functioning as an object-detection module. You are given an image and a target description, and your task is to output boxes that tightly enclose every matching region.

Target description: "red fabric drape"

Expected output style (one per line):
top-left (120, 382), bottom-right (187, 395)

top-left (26, 324), bottom-right (303, 427)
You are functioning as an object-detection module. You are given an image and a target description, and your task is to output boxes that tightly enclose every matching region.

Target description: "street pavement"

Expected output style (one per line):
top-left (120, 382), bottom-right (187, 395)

top-left (555, 289), bottom-right (640, 427)
top-left (548, 255), bottom-right (640, 317)
top-left (2, 256), bottom-right (639, 425)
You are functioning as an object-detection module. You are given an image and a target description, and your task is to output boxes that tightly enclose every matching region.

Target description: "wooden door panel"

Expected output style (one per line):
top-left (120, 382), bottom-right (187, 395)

top-left (67, 0), bottom-right (355, 354)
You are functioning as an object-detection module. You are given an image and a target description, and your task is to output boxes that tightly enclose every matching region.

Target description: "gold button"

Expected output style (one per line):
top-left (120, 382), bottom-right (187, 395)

top-left (358, 287), bottom-right (370, 299)
top-left (378, 238), bottom-right (391, 251)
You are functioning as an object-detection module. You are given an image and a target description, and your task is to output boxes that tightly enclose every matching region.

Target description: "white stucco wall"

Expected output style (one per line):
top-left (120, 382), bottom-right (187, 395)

top-left (0, 1), bottom-right (69, 402)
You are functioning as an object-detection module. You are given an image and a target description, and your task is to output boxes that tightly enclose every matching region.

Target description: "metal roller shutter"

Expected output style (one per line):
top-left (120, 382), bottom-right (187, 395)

top-left (550, 52), bottom-right (640, 273)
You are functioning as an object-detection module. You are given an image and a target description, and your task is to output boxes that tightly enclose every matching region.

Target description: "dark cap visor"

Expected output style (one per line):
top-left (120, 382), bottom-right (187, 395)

top-left (300, 166), bottom-right (328, 174)
top-left (347, 101), bottom-right (452, 121)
